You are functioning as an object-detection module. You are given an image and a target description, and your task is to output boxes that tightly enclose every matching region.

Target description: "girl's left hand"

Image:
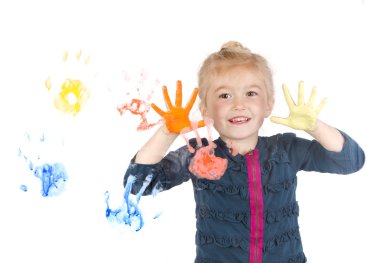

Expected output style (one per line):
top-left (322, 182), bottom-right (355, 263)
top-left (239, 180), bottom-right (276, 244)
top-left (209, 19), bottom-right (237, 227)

top-left (270, 81), bottom-right (327, 131)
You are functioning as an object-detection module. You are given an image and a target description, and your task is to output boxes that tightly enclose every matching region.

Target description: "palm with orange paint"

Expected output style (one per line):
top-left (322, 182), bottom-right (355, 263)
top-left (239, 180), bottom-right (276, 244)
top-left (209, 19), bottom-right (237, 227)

top-left (151, 80), bottom-right (204, 133)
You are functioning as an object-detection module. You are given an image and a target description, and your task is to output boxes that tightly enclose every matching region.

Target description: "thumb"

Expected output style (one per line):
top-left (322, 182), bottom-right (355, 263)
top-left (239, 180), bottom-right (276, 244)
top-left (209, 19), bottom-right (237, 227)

top-left (150, 103), bottom-right (165, 117)
top-left (197, 120), bottom-right (205, 129)
top-left (270, 116), bottom-right (289, 126)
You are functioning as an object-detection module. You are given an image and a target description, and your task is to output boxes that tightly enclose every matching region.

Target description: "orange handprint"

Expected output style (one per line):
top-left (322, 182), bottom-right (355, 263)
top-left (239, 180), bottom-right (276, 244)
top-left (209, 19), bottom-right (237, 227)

top-left (151, 80), bottom-right (204, 133)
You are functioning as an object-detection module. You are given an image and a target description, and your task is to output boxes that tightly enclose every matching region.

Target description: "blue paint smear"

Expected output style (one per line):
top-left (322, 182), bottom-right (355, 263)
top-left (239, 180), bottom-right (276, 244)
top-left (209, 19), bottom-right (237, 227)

top-left (34, 163), bottom-right (68, 197)
top-left (105, 174), bottom-right (153, 232)
top-left (151, 181), bottom-right (163, 219)
top-left (18, 131), bottom-right (68, 197)
top-left (20, 185), bottom-right (28, 192)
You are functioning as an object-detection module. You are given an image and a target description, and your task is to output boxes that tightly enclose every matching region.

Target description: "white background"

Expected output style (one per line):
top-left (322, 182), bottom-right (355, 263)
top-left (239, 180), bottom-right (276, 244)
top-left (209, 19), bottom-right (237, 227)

top-left (0, 0), bottom-right (379, 262)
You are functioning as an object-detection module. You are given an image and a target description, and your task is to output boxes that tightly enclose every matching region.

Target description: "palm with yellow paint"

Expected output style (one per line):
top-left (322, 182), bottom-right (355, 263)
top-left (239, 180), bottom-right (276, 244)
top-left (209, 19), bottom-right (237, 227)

top-left (53, 79), bottom-right (90, 115)
top-left (45, 49), bottom-right (91, 116)
top-left (270, 81), bottom-right (327, 131)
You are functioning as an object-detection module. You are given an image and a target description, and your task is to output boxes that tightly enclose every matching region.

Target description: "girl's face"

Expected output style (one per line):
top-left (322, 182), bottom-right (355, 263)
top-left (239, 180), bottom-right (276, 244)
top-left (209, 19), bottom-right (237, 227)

top-left (202, 65), bottom-right (273, 148)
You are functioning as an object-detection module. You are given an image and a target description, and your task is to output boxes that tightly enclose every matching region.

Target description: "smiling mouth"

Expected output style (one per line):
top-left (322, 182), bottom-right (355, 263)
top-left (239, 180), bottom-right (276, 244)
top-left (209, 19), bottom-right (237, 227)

top-left (229, 116), bottom-right (251, 124)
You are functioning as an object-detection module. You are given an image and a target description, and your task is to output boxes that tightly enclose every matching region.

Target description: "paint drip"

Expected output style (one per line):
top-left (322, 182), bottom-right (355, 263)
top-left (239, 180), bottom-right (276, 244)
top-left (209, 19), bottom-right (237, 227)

top-left (182, 119), bottom-right (228, 180)
top-left (105, 174), bottom-right (156, 232)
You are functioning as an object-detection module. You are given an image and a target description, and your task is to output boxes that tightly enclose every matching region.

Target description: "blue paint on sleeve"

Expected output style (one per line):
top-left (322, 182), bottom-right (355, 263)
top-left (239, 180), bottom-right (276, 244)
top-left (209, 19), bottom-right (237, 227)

top-left (20, 185), bottom-right (28, 192)
top-left (151, 182), bottom-right (164, 220)
top-left (105, 174), bottom-right (153, 232)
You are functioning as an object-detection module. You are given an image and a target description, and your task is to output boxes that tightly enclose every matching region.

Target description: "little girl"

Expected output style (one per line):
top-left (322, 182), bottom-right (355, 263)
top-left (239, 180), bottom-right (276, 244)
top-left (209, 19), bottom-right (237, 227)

top-left (123, 41), bottom-right (365, 263)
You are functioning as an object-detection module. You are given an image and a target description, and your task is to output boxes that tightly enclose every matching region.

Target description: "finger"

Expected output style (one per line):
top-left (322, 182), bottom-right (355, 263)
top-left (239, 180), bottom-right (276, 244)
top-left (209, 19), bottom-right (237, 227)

top-left (282, 84), bottom-right (295, 109)
top-left (204, 117), bottom-right (213, 126)
top-left (270, 116), bottom-right (290, 126)
top-left (180, 127), bottom-right (191, 134)
top-left (45, 77), bottom-right (52, 90)
top-left (307, 86), bottom-right (318, 107)
top-left (185, 87), bottom-right (199, 112)
top-left (175, 80), bottom-right (182, 107)
top-left (197, 120), bottom-right (205, 128)
top-left (315, 97), bottom-right (328, 115)
top-left (150, 103), bottom-right (166, 117)
top-left (298, 81), bottom-right (305, 105)
top-left (191, 121), bottom-right (203, 147)
top-left (162, 86), bottom-right (173, 110)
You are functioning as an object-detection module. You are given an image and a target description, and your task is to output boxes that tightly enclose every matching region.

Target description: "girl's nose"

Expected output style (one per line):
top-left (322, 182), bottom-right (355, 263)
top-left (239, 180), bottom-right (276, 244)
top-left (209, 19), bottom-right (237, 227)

top-left (232, 96), bottom-right (246, 110)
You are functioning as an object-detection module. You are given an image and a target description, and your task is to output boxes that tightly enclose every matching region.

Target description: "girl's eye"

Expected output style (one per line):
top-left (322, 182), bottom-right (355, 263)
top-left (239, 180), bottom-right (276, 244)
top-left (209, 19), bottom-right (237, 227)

top-left (218, 93), bottom-right (231, 99)
top-left (247, 91), bottom-right (258, 96)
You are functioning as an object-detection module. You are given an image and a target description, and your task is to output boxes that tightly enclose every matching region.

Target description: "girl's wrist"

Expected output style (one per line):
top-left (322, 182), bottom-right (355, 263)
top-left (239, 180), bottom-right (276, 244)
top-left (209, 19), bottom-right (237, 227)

top-left (160, 124), bottom-right (179, 138)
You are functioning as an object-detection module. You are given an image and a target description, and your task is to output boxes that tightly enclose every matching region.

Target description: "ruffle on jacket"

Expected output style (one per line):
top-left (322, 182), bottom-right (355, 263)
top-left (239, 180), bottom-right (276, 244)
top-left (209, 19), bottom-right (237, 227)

top-left (263, 176), bottom-right (297, 194)
top-left (227, 161), bottom-right (246, 172)
top-left (276, 252), bottom-right (307, 263)
top-left (196, 231), bottom-right (249, 252)
top-left (196, 205), bottom-right (249, 226)
top-left (194, 257), bottom-right (224, 263)
top-left (261, 150), bottom-right (290, 177)
top-left (195, 180), bottom-right (249, 199)
top-left (263, 227), bottom-right (301, 253)
top-left (264, 201), bottom-right (299, 224)
top-left (196, 252), bottom-right (306, 263)
top-left (196, 201), bottom-right (299, 227)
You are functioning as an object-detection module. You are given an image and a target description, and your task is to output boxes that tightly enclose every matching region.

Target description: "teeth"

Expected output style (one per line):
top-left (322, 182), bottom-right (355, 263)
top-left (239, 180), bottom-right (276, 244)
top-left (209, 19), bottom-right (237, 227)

top-left (230, 117), bottom-right (249, 122)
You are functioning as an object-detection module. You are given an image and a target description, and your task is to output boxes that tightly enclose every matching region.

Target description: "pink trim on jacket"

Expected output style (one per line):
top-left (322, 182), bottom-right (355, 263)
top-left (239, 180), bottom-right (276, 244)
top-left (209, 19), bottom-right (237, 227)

top-left (246, 149), bottom-right (264, 263)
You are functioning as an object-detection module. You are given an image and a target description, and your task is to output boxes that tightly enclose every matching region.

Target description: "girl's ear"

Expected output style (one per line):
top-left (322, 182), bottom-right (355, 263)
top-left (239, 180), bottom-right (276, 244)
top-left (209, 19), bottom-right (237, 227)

top-left (199, 103), bottom-right (207, 118)
top-left (264, 98), bottom-right (275, 118)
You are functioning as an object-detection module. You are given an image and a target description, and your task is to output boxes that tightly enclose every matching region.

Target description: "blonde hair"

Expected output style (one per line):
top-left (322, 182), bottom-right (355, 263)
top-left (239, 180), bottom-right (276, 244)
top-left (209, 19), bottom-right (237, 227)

top-left (198, 41), bottom-right (274, 107)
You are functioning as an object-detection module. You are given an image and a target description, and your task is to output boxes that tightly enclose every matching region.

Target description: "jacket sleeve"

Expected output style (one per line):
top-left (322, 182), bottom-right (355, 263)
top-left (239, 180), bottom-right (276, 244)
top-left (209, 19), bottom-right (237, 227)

top-left (286, 130), bottom-right (365, 174)
top-left (123, 144), bottom-right (193, 195)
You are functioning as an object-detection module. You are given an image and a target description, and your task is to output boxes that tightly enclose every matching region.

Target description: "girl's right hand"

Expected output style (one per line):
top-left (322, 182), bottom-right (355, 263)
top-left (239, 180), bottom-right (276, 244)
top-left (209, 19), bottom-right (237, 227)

top-left (151, 80), bottom-right (204, 134)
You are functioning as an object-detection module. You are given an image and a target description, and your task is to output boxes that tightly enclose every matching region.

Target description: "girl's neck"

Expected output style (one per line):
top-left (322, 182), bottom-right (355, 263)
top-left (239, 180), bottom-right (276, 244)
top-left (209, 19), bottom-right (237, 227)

top-left (220, 136), bottom-right (259, 156)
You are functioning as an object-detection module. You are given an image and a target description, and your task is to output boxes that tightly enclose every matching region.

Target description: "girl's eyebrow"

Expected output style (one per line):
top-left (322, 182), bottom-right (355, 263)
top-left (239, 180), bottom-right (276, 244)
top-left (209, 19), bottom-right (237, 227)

top-left (213, 86), bottom-right (229, 93)
top-left (211, 84), bottom-right (263, 94)
top-left (247, 84), bottom-right (263, 90)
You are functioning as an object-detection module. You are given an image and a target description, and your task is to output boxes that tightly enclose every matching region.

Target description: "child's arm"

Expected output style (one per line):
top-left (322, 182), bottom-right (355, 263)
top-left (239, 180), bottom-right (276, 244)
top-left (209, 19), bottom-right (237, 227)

top-left (306, 119), bottom-right (344, 152)
top-left (135, 80), bottom-right (204, 164)
top-left (135, 125), bottom-right (178, 164)
top-left (270, 81), bottom-right (344, 152)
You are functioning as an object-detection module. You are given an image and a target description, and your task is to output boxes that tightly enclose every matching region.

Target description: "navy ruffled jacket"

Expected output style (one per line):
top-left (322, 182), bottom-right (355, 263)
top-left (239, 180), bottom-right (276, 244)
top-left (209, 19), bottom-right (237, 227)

top-left (124, 131), bottom-right (365, 263)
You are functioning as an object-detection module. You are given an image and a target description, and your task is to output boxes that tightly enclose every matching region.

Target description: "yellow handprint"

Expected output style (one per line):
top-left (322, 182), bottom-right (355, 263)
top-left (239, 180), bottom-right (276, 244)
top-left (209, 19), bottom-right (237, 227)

top-left (270, 81), bottom-right (327, 131)
top-left (151, 80), bottom-right (205, 134)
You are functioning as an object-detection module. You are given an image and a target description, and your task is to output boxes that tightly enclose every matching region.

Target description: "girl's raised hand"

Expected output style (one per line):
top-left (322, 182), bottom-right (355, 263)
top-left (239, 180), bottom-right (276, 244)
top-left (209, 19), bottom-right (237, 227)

top-left (151, 80), bottom-right (205, 134)
top-left (270, 81), bottom-right (327, 131)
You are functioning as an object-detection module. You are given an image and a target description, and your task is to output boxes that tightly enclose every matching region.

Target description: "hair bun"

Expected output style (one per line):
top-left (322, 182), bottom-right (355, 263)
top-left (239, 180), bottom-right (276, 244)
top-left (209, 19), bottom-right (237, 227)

top-left (221, 41), bottom-right (242, 49)
top-left (220, 41), bottom-right (250, 53)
